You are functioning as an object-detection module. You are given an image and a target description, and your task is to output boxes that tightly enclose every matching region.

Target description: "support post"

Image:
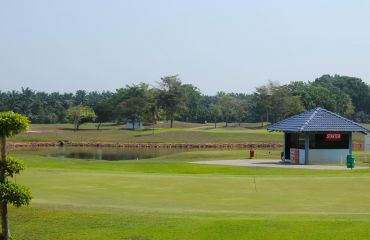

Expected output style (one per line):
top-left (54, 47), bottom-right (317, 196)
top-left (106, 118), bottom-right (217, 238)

top-left (283, 132), bottom-right (286, 162)
top-left (349, 132), bottom-right (352, 154)
top-left (304, 133), bottom-right (309, 165)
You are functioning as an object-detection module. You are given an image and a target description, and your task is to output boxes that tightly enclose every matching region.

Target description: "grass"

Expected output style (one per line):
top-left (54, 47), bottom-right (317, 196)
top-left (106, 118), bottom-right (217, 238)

top-left (11, 207), bottom-right (370, 240)
top-left (8, 148), bottom-right (370, 239)
top-left (9, 122), bottom-right (367, 143)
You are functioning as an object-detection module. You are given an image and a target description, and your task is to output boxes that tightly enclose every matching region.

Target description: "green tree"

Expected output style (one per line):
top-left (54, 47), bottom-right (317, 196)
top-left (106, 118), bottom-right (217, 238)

top-left (210, 103), bottom-right (222, 128)
top-left (235, 99), bottom-right (248, 126)
top-left (94, 101), bottom-right (115, 130)
top-left (315, 74), bottom-right (370, 114)
top-left (73, 90), bottom-right (87, 105)
top-left (179, 84), bottom-right (203, 122)
top-left (218, 93), bottom-right (237, 127)
top-left (286, 96), bottom-right (306, 117)
top-left (144, 89), bottom-right (161, 134)
top-left (0, 111), bottom-right (32, 240)
top-left (113, 84), bottom-right (151, 129)
top-left (65, 106), bottom-right (96, 131)
top-left (156, 75), bottom-right (185, 128)
top-left (253, 82), bottom-right (273, 126)
top-left (287, 77), bottom-right (360, 118)
top-left (304, 84), bottom-right (336, 111)
top-left (119, 97), bottom-right (147, 129)
top-left (254, 82), bottom-right (305, 124)
top-left (1, 74), bottom-right (369, 124)
top-left (269, 86), bottom-right (305, 122)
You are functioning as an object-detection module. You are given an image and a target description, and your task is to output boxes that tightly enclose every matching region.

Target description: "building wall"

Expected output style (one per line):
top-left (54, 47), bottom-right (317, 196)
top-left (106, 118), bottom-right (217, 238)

top-left (127, 121), bottom-right (143, 129)
top-left (287, 148), bottom-right (349, 164)
top-left (308, 149), bottom-right (349, 164)
top-left (365, 134), bottom-right (370, 152)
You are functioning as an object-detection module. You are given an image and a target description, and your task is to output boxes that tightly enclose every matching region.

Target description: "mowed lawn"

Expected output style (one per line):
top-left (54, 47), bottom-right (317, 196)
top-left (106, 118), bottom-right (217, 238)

top-left (10, 122), bottom-right (369, 143)
top-left (9, 149), bottom-right (370, 240)
top-left (12, 122), bottom-right (283, 143)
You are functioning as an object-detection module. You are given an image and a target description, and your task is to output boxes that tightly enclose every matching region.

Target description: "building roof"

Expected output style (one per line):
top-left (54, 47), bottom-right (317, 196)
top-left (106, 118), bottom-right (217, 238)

top-left (267, 107), bottom-right (369, 134)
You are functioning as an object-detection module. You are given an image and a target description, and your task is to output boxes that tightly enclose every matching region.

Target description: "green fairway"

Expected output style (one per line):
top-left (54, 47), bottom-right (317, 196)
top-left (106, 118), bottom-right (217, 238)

top-left (8, 148), bottom-right (370, 239)
top-left (10, 122), bottom-right (367, 143)
top-left (12, 122), bottom-right (283, 143)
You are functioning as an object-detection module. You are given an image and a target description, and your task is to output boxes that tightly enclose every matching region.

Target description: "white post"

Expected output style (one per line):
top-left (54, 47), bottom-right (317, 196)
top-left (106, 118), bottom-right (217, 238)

top-left (304, 133), bottom-right (309, 165)
top-left (349, 132), bottom-right (353, 155)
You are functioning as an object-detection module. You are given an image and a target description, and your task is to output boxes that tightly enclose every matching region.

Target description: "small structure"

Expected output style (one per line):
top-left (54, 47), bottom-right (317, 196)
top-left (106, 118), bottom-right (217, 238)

top-left (127, 121), bottom-right (143, 130)
top-left (267, 107), bottom-right (369, 165)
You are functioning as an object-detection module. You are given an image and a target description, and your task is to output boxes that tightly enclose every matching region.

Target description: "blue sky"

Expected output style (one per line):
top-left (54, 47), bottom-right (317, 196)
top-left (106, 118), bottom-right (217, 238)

top-left (1, 0), bottom-right (369, 94)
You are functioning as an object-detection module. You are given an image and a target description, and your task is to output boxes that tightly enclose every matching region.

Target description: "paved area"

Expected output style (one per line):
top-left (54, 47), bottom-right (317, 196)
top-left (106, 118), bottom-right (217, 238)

top-left (191, 159), bottom-right (369, 170)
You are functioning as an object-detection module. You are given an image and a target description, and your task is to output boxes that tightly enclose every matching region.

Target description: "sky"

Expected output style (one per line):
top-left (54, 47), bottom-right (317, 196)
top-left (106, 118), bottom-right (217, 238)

top-left (1, 0), bottom-right (370, 95)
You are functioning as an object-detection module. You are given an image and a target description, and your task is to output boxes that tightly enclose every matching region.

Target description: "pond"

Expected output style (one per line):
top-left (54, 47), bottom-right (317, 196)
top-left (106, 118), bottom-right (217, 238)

top-left (44, 147), bottom-right (191, 161)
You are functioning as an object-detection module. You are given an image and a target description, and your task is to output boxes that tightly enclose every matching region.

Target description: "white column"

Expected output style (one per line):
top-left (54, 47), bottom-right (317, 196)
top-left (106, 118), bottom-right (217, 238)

top-left (349, 132), bottom-right (352, 154)
top-left (304, 133), bottom-right (309, 165)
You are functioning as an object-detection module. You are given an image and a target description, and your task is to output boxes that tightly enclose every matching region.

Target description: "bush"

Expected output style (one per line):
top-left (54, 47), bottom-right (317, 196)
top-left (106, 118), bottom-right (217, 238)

top-left (0, 182), bottom-right (32, 207)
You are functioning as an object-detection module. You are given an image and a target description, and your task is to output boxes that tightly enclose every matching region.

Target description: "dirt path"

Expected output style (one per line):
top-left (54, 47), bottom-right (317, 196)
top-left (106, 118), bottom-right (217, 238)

top-left (191, 159), bottom-right (369, 170)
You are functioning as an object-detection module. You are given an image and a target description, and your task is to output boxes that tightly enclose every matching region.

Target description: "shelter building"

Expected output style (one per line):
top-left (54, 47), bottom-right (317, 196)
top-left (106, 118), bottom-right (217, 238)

top-left (267, 107), bottom-right (369, 165)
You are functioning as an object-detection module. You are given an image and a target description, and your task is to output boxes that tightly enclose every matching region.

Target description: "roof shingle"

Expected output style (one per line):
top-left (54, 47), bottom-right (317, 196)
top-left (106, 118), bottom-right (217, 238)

top-left (267, 107), bottom-right (369, 133)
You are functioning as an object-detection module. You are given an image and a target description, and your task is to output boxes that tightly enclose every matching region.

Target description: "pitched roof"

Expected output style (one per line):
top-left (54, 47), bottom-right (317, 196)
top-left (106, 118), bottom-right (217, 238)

top-left (267, 107), bottom-right (369, 134)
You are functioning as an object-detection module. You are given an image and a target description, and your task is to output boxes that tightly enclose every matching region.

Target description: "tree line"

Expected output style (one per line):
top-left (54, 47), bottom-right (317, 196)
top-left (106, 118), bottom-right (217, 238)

top-left (1, 74), bottom-right (370, 129)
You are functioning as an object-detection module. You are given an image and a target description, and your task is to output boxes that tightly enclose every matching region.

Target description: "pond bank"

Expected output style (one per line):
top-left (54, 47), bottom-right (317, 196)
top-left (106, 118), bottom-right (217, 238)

top-left (9, 141), bottom-right (283, 149)
top-left (7, 141), bottom-right (366, 150)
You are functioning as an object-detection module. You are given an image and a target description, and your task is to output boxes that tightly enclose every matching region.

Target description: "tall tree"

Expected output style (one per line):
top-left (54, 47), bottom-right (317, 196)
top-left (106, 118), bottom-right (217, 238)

top-left (0, 111), bottom-right (32, 240)
top-left (179, 84), bottom-right (203, 122)
top-left (210, 102), bottom-right (222, 128)
top-left (218, 93), bottom-right (237, 127)
top-left (235, 99), bottom-right (248, 126)
top-left (111, 83), bottom-right (153, 129)
top-left (119, 96), bottom-right (147, 129)
top-left (94, 101), bottom-right (115, 130)
top-left (253, 82), bottom-right (274, 126)
top-left (315, 74), bottom-right (370, 114)
top-left (269, 86), bottom-right (305, 122)
top-left (156, 75), bottom-right (185, 128)
top-left (73, 90), bottom-right (87, 106)
top-left (144, 89), bottom-right (161, 134)
top-left (254, 82), bottom-right (305, 124)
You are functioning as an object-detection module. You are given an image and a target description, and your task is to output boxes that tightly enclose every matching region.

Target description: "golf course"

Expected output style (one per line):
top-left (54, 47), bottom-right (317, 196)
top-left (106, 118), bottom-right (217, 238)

top-left (3, 2), bottom-right (370, 239)
top-left (6, 123), bottom-right (370, 240)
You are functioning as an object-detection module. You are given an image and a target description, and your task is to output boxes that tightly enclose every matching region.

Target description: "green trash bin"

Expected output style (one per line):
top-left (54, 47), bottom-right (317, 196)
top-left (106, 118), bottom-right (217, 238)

top-left (346, 155), bottom-right (355, 169)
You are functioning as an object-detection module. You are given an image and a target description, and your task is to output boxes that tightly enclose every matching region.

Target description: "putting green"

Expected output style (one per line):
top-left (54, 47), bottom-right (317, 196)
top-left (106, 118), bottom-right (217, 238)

top-left (19, 169), bottom-right (370, 214)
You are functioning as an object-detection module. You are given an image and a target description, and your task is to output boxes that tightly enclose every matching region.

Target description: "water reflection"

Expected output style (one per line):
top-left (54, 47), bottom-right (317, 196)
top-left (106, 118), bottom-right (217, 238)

top-left (46, 147), bottom-right (184, 161)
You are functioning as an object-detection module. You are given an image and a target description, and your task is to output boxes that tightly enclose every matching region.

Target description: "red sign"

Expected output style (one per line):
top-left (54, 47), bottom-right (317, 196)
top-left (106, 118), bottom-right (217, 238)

top-left (325, 132), bottom-right (342, 141)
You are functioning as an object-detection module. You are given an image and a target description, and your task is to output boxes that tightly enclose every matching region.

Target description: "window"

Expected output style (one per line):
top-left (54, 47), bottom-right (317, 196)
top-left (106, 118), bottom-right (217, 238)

top-left (309, 133), bottom-right (349, 149)
top-left (289, 133), bottom-right (305, 149)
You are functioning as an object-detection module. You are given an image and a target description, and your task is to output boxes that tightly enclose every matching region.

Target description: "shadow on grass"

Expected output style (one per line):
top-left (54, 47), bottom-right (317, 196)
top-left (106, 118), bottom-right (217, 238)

top-left (59, 128), bottom-right (112, 131)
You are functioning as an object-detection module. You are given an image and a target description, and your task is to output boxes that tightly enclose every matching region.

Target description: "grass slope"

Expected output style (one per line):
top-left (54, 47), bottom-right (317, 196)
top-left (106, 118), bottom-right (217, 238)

top-left (8, 149), bottom-right (370, 239)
